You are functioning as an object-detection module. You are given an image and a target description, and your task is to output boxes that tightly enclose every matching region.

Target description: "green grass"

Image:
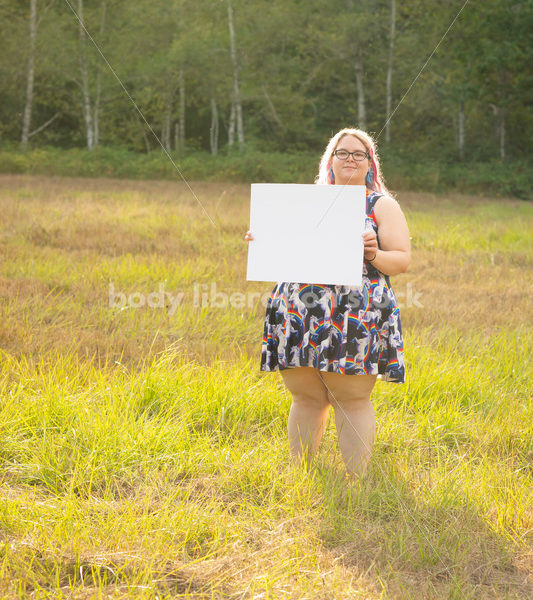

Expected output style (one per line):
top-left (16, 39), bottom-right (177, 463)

top-left (1, 330), bottom-right (530, 598)
top-left (406, 199), bottom-right (533, 255)
top-left (0, 175), bottom-right (531, 598)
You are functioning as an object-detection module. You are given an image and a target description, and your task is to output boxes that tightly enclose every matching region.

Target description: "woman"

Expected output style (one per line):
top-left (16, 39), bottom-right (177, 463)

top-left (245, 128), bottom-right (411, 479)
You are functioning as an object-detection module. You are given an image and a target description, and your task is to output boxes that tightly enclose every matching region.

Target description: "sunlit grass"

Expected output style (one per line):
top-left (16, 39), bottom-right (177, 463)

top-left (406, 199), bottom-right (532, 256)
top-left (0, 175), bottom-right (531, 599)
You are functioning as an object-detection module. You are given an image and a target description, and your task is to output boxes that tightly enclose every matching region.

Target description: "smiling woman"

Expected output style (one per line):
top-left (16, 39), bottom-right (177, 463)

top-left (245, 128), bottom-right (411, 481)
top-left (330, 137), bottom-right (371, 186)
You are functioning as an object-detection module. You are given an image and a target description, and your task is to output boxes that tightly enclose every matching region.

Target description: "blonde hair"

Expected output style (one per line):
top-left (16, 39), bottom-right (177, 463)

top-left (315, 128), bottom-right (391, 196)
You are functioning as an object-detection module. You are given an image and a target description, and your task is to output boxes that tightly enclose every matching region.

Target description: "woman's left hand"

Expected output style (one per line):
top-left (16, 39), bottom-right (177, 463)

top-left (362, 230), bottom-right (378, 260)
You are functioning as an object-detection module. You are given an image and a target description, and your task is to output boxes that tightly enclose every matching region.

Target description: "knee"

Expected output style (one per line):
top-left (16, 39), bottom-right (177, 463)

top-left (291, 390), bottom-right (330, 412)
top-left (329, 390), bottom-right (373, 409)
top-left (282, 369), bottom-right (330, 410)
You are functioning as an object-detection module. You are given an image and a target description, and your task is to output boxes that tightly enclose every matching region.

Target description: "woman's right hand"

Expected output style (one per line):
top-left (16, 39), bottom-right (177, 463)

top-left (244, 230), bottom-right (254, 243)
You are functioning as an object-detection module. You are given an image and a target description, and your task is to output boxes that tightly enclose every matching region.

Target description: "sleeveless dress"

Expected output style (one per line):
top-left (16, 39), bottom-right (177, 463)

top-left (259, 189), bottom-right (405, 383)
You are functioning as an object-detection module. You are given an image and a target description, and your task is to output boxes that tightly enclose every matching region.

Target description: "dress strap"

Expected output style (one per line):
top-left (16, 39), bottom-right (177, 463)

top-left (366, 191), bottom-right (383, 215)
top-left (365, 191), bottom-right (392, 289)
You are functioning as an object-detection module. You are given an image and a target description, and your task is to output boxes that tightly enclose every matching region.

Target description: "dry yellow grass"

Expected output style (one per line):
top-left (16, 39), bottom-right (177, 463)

top-left (0, 174), bottom-right (531, 599)
top-left (0, 175), bottom-right (530, 365)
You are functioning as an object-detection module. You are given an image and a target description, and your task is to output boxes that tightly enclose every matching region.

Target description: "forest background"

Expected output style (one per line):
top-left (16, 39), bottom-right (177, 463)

top-left (0, 0), bottom-right (531, 199)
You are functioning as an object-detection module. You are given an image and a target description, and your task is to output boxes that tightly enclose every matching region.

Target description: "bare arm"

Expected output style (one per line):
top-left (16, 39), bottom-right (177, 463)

top-left (362, 195), bottom-right (411, 276)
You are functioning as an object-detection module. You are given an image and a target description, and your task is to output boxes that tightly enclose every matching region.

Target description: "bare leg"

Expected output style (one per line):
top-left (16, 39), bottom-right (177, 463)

top-left (281, 367), bottom-right (331, 467)
top-left (319, 372), bottom-right (377, 478)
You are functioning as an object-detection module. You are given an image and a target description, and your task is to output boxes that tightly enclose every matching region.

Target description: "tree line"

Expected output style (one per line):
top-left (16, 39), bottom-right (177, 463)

top-left (1, 0), bottom-right (531, 162)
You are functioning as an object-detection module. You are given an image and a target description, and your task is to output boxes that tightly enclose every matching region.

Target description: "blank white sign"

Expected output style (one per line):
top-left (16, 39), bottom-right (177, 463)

top-left (246, 183), bottom-right (366, 286)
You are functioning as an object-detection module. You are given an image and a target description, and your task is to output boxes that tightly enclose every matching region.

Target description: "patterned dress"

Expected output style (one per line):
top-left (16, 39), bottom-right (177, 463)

top-left (260, 189), bottom-right (405, 383)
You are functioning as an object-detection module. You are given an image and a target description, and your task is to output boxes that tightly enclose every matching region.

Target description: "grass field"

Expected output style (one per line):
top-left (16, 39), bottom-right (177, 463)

top-left (0, 174), bottom-right (531, 599)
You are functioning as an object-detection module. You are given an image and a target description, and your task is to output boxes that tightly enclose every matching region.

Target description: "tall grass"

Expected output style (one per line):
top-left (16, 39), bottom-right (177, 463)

top-left (0, 175), bottom-right (531, 598)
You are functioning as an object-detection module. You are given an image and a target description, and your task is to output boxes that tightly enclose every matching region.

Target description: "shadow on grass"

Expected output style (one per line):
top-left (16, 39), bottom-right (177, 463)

top-left (311, 456), bottom-right (530, 600)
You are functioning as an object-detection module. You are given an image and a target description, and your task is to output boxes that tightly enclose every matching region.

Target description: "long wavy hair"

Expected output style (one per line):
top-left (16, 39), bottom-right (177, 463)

top-left (315, 128), bottom-right (391, 196)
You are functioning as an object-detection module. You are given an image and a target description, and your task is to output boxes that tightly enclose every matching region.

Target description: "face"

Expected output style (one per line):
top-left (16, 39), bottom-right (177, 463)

top-left (330, 135), bottom-right (370, 186)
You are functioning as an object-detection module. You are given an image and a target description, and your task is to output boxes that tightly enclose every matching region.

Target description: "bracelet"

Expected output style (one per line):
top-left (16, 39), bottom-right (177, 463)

top-left (368, 251), bottom-right (377, 262)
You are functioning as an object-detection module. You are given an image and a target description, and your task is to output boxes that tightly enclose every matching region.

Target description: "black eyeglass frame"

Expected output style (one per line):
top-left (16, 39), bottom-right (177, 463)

top-left (332, 149), bottom-right (370, 162)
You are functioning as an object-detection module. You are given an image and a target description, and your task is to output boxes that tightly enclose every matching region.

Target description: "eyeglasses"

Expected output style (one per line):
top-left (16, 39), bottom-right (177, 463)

top-left (333, 149), bottom-right (370, 162)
